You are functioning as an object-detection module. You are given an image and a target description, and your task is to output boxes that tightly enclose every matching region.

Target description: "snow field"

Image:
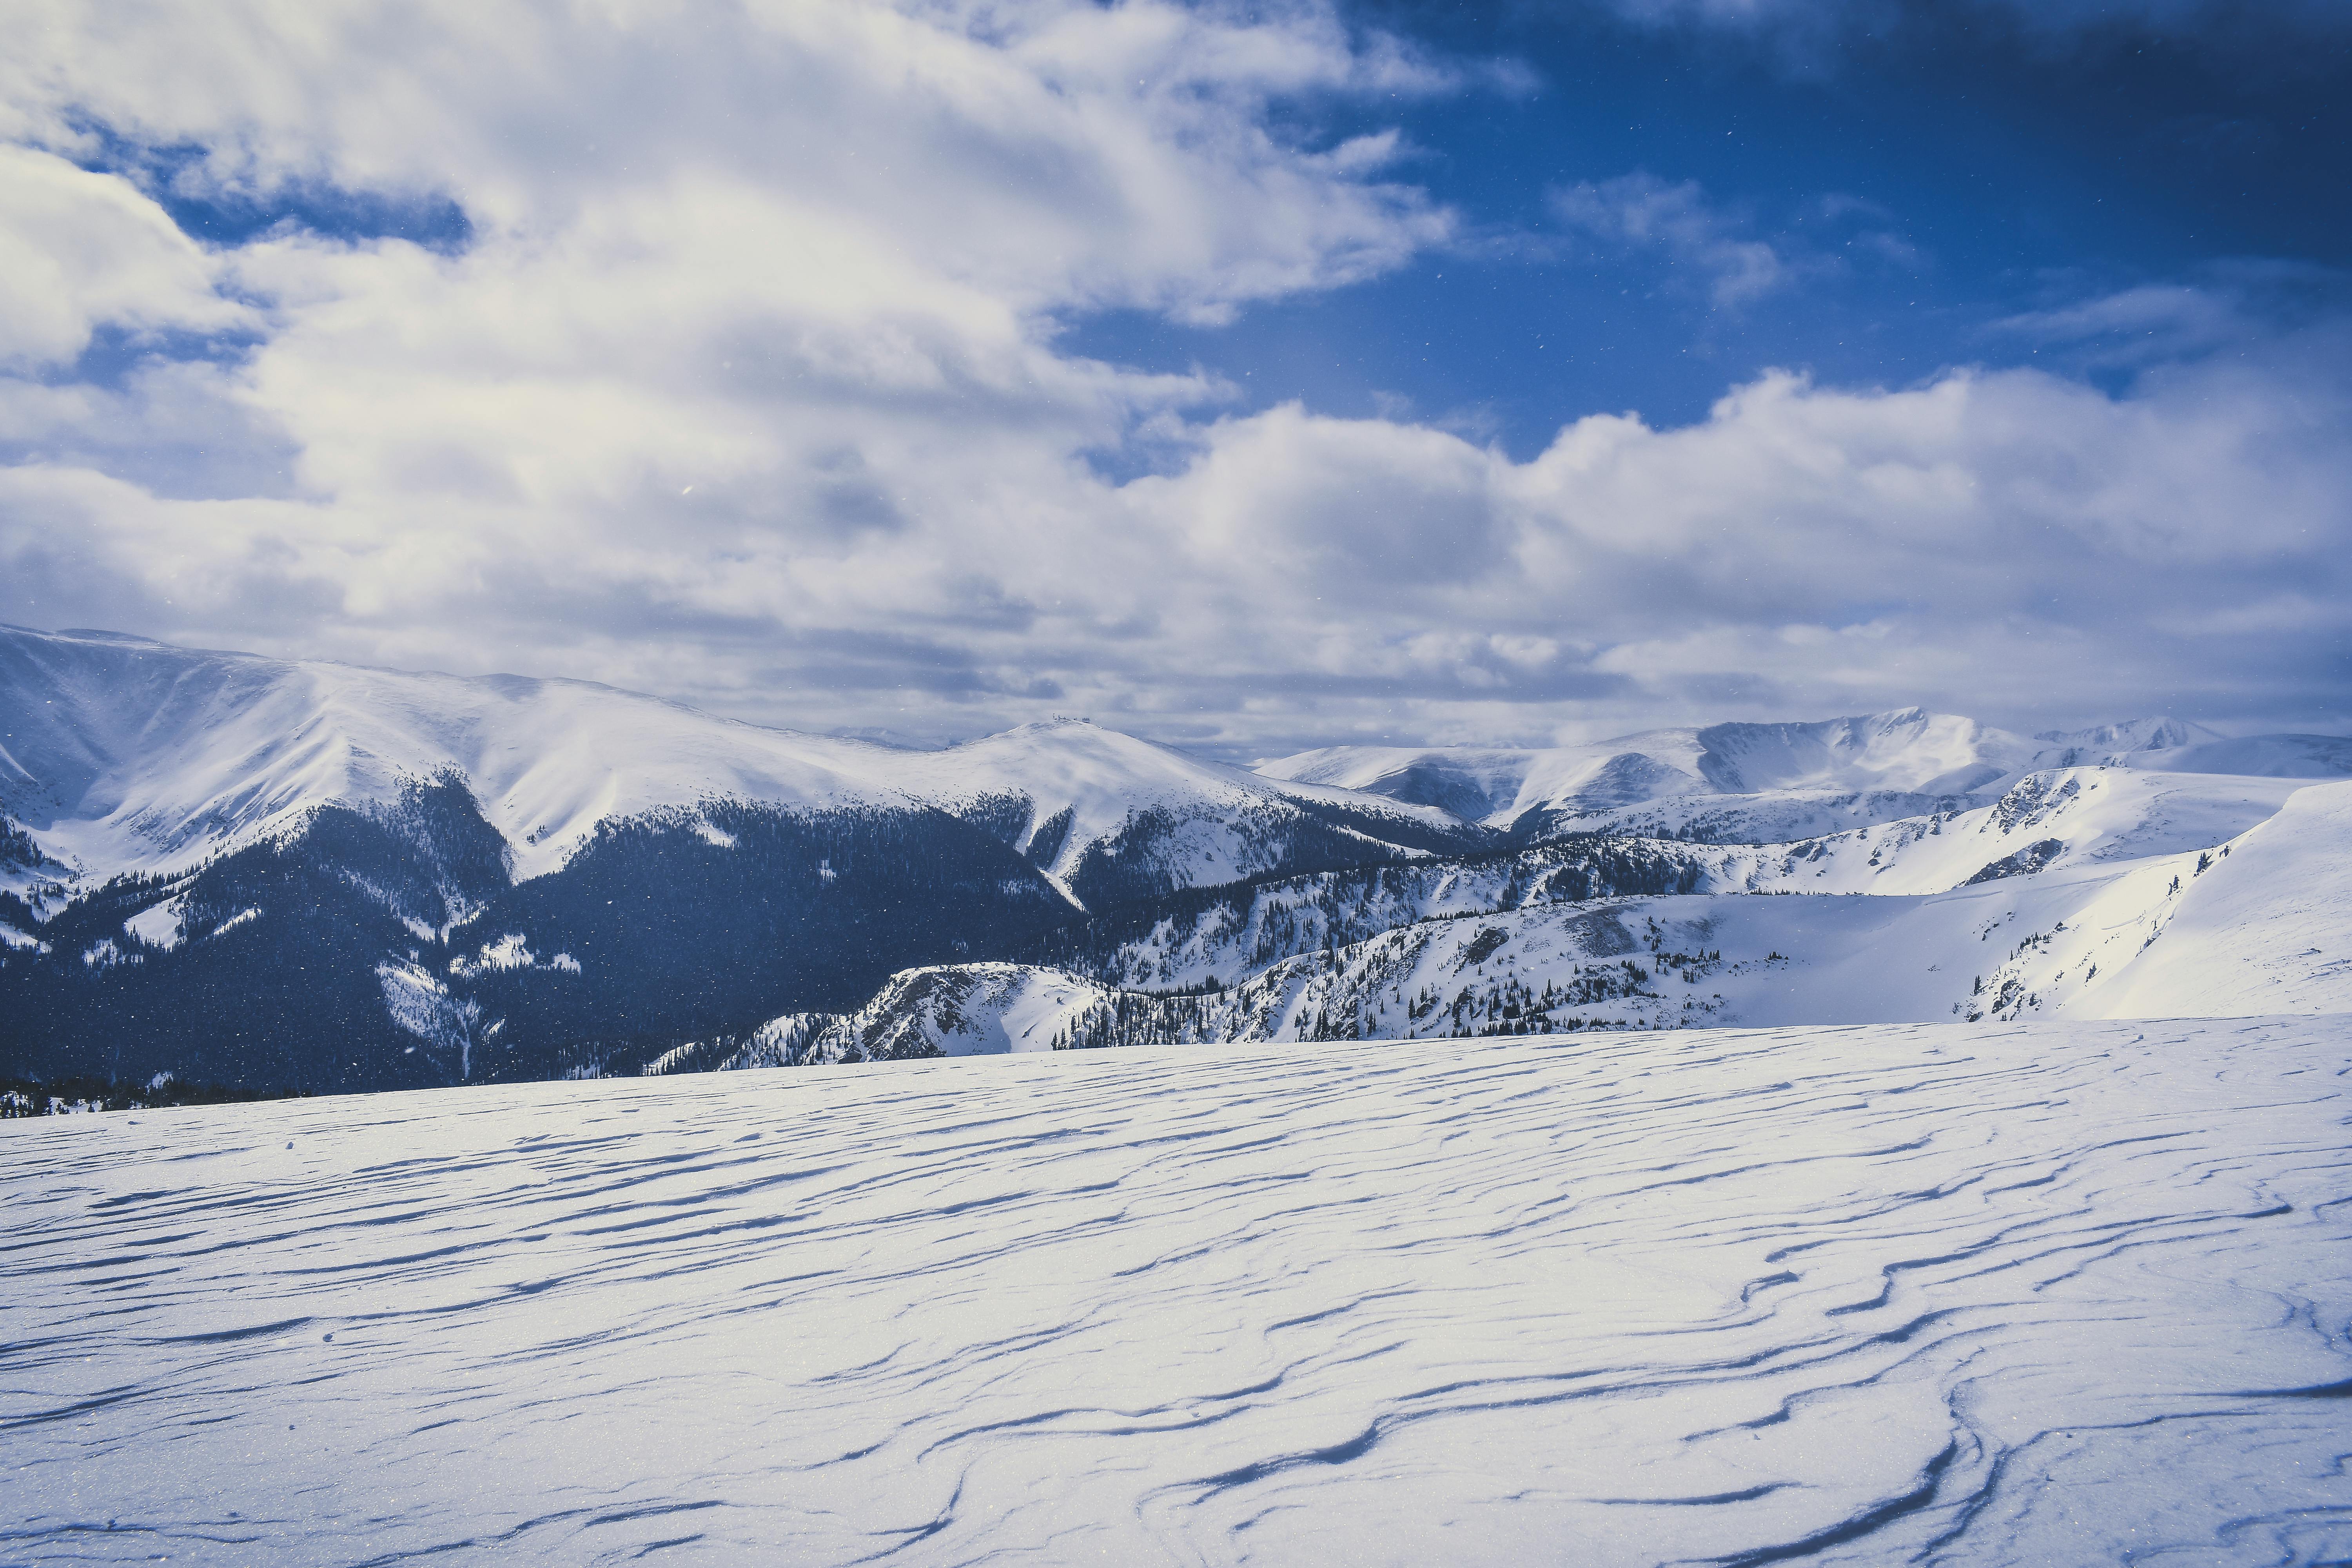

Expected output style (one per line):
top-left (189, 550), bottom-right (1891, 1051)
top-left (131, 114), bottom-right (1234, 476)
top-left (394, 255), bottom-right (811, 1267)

top-left (2071, 775), bottom-right (2352, 1018)
top-left (7, 1016), bottom-right (2352, 1565)
top-left (1696, 767), bottom-right (2310, 895)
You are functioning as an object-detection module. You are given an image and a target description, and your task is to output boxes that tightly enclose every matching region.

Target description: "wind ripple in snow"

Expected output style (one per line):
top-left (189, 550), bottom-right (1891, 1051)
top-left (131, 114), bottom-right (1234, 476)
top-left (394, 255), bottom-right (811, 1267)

top-left (5, 1018), bottom-right (2351, 1564)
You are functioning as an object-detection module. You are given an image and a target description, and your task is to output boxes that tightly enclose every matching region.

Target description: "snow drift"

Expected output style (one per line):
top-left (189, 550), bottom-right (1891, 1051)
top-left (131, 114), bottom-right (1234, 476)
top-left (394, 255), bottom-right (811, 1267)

top-left (7, 1016), bottom-right (2349, 1564)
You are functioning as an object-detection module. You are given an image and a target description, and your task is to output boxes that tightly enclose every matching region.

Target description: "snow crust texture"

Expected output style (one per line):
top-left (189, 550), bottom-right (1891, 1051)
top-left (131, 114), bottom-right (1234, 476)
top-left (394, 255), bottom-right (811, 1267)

top-left (7, 1017), bottom-right (2351, 1565)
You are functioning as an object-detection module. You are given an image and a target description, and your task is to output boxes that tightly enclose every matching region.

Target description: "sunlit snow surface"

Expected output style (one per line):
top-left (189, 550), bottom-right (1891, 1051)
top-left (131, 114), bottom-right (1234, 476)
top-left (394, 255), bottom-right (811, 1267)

top-left (8, 1019), bottom-right (2352, 1565)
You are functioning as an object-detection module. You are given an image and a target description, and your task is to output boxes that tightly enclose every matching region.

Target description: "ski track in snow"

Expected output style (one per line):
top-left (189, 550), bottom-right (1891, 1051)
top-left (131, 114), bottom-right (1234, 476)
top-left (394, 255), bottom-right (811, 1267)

top-left (6, 1018), bottom-right (2352, 1565)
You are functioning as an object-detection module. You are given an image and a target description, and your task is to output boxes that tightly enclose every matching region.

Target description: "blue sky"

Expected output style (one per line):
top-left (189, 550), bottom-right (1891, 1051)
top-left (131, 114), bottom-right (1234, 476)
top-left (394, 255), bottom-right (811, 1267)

top-left (1077, 0), bottom-right (2352, 452)
top-left (0, 0), bottom-right (2345, 755)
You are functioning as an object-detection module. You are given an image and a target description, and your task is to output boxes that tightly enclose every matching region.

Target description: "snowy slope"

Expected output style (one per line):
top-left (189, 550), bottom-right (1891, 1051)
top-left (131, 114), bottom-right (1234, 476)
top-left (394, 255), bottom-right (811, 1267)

top-left (0, 624), bottom-right (908, 882)
top-left (1505, 786), bottom-right (1985, 844)
top-left (2071, 777), bottom-right (2352, 1018)
top-left (728, 873), bottom-right (2097, 1050)
top-left (1700, 766), bottom-right (2311, 896)
top-left (691, 962), bottom-right (1115, 1065)
top-left (2119, 732), bottom-right (2352, 778)
top-left (875, 719), bottom-right (1467, 901)
top-left (13, 621), bottom-right (2347, 1093)
top-left (0, 626), bottom-right (1457, 894)
top-left (2031, 715), bottom-right (2224, 764)
top-left (1261, 708), bottom-right (2036, 832)
top-left (1261, 736), bottom-right (1706, 823)
top-left (1486, 762), bottom-right (2290, 858)
top-left (740, 779), bottom-right (2352, 1051)
top-left (1263, 709), bottom-right (2351, 840)
top-left (2032, 717), bottom-right (2352, 777)
top-left (9, 1018), bottom-right (2351, 1564)
top-left (946, 771), bottom-right (2312, 1005)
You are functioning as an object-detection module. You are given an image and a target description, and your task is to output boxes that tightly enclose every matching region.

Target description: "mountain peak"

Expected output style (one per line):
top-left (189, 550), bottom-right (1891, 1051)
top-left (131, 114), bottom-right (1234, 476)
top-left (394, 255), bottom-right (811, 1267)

top-left (2034, 717), bottom-right (2224, 754)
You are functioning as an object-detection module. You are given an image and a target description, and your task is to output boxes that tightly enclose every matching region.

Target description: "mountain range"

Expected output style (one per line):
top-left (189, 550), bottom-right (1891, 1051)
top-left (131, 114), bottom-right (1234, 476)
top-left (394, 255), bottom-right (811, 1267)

top-left (4, 622), bottom-right (2347, 1098)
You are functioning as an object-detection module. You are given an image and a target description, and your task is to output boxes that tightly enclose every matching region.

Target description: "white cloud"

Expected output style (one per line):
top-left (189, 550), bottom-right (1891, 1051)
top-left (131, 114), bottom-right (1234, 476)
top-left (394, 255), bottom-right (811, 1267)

top-left (0, 0), bottom-right (2345, 754)
top-left (0, 147), bottom-right (251, 366)
top-left (0, 0), bottom-right (1457, 663)
top-left (1550, 174), bottom-right (1792, 309)
top-left (1546, 175), bottom-right (1919, 311)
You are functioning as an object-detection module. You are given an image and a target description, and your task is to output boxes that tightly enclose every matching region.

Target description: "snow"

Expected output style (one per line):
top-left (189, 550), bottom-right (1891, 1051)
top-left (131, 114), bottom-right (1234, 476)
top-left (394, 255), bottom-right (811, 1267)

top-left (1262, 734), bottom-right (1710, 825)
top-left (879, 719), bottom-right (1455, 895)
top-left (1260, 709), bottom-right (2040, 827)
top-left (706, 963), bottom-right (1118, 1064)
top-left (2034, 715), bottom-right (2225, 755)
top-left (0, 624), bottom-right (910, 884)
top-left (1506, 784), bottom-right (1980, 844)
top-left (1697, 707), bottom-right (2031, 794)
top-left (6, 1016), bottom-right (2350, 1564)
top-left (122, 896), bottom-right (184, 949)
top-left (78, 937), bottom-right (135, 969)
top-left (454, 932), bottom-right (543, 975)
top-left (1695, 767), bottom-right (2311, 896)
top-left (2030, 718), bottom-right (2352, 777)
top-left (209, 906), bottom-right (260, 939)
top-left (739, 780), bottom-right (2352, 1046)
top-left (2070, 776), bottom-right (2352, 1018)
top-left (1261, 709), bottom-right (2351, 833)
top-left (0, 628), bottom-right (1446, 895)
top-left (927, 964), bottom-right (1114, 1053)
top-left (2120, 731), bottom-right (2352, 779)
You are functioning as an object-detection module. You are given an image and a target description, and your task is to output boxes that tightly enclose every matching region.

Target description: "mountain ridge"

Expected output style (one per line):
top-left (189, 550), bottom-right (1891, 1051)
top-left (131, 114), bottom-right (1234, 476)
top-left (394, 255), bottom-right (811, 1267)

top-left (6, 622), bottom-right (2350, 1098)
top-left (0, 622), bottom-right (1472, 900)
top-left (1259, 707), bottom-right (2352, 840)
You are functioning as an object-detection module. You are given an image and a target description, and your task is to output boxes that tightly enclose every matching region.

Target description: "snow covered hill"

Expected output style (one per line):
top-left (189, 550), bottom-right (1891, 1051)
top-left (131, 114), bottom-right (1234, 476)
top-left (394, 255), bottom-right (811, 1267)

top-left (664, 962), bottom-right (1119, 1067)
top-left (869, 718), bottom-right (1475, 908)
top-left (1262, 706), bottom-right (2352, 842)
top-left (0, 625), bottom-right (1474, 1091)
top-left (2034, 717), bottom-right (2352, 777)
top-left (9, 1017), bottom-right (2350, 1564)
top-left (1694, 765), bottom-right (2310, 896)
top-left (0, 624), bottom-right (1463, 897)
top-left (0, 624), bottom-right (903, 886)
top-left (1259, 707), bottom-right (2039, 835)
top-left (7, 621), bottom-right (2348, 1096)
top-left (1003, 768), bottom-right (2329, 1014)
top-left (2068, 775), bottom-right (2352, 1018)
top-left (690, 778), bottom-right (2352, 1056)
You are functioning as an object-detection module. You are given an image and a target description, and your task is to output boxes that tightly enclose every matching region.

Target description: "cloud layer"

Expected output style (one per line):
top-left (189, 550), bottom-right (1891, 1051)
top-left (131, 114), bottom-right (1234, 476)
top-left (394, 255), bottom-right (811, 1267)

top-left (2, 0), bottom-right (2345, 755)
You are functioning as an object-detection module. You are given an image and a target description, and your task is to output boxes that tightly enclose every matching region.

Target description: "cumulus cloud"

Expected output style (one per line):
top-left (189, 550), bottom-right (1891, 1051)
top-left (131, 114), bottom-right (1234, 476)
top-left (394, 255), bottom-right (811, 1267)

top-left (0, 0), bottom-right (2345, 755)
top-left (0, 146), bottom-right (251, 366)
top-left (1105, 325), bottom-right (2352, 744)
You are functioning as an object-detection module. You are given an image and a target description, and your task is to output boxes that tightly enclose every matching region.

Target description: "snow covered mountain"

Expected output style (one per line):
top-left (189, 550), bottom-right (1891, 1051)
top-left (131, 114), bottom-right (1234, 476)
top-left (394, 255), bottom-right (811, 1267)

top-left (0, 624), bottom-right (1475, 1090)
top-left (1259, 706), bottom-right (2351, 842)
top-left (2034, 717), bottom-right (2352, 777)
top-left (0, 624), bottom-right (1466, 898)
top-left (6, 620), bottom-right (2349, 1098)
top-left (1258, 708), bottom-right (2036, 837)
top-left (679, 775), bottom-right (2352, 1062)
